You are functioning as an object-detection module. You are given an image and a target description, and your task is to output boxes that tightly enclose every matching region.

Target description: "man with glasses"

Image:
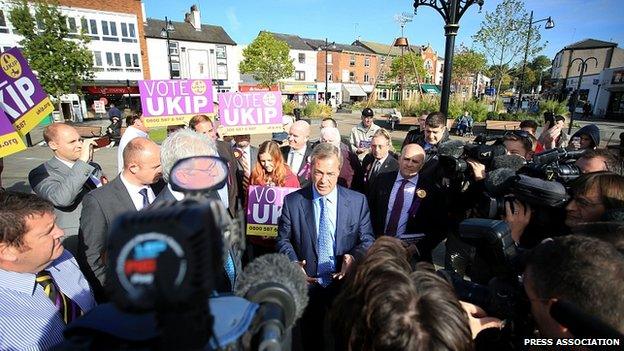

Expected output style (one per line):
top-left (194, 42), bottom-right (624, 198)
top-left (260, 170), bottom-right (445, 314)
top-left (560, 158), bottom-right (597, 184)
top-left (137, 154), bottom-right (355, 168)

top-left (574, 149), bottom-right (621, 174)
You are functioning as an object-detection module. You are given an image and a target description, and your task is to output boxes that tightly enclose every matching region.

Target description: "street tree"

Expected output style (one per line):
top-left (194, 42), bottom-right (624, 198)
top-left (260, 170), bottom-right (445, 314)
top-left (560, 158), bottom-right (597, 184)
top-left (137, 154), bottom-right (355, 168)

top-left (239, 32), bottom-right (294, 88)
top-left (386, 52), bottom-right (427, 91)
top-left (451, 46), bottom-right (487, 97)
top-left (9, 0), bottom-right (94, 107)
top-left (473, 0), bottom-right (546, 111)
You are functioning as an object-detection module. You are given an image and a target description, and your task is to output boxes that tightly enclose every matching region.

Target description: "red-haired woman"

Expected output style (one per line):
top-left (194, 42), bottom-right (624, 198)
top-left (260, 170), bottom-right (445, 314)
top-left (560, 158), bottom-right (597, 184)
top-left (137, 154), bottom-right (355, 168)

top-left (250, 140), bottom-right (300, 188)
top-left (247, 140), bottom-right (299, 258)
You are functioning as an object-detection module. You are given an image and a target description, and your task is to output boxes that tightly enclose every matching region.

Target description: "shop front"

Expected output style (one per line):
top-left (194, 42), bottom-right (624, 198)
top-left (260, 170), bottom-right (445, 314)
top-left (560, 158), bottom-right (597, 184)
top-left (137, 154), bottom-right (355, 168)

top-left (280, 83), bottom-right (316, 105)
top-left (82, 84), bottom-right (141, 119)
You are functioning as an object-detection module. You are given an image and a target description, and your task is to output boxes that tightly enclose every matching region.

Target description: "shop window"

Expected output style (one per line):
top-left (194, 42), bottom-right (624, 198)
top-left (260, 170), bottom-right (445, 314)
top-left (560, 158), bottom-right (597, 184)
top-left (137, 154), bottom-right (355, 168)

top-left (298, 53), bottom-right (305, 64)
top-left (0, 10), bottom-right (8, 33)
top-left (295, 71), bottom-right (305, 81)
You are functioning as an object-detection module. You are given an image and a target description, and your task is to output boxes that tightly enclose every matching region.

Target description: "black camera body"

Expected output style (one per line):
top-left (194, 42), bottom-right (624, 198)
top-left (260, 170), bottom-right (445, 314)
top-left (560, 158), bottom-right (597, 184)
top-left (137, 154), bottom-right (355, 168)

top-left (522, 148), bottom-right (586, 184)
top-left (439, 137), bottom-right (507, 179)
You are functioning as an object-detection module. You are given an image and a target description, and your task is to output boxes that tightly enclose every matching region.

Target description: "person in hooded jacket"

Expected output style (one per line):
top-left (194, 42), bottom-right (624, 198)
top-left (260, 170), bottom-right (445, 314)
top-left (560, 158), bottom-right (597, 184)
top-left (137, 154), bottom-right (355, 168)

top-left (568, 124), bottom-right (600, 151)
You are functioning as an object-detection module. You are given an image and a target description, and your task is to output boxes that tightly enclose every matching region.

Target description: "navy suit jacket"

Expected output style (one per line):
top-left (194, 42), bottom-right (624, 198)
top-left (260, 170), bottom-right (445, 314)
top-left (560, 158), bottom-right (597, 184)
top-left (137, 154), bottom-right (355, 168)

top-left (276, 185), bottom-right (374, 278)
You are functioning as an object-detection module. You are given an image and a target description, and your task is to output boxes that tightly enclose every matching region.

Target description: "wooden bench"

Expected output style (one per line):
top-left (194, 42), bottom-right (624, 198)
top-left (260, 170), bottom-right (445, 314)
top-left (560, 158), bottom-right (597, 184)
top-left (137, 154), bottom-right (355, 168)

top-left (74, 126), bottom-right (102, 138)
top-left (485, 120), bottom-right (521, 131)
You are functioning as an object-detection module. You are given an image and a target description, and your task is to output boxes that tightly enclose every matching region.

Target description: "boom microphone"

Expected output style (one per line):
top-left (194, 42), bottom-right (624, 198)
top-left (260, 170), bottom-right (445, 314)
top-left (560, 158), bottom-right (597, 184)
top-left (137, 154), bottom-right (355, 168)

top-left (438, 140), bottom-right (467, 158)
top-left (235, 254), bottom-right (309, 351)
top-left (491, 154), bottom-right (526, 171)
top-left (484, 168), bottom-right (517, 196)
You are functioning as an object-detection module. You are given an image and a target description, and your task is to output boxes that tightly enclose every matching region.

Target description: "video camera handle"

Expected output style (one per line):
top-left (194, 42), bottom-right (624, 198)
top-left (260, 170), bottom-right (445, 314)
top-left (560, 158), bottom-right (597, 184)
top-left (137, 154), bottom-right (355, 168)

top-left (551, 300), bottom-right (624, 342)
top-left (532, 148), bottom-right (585, 166)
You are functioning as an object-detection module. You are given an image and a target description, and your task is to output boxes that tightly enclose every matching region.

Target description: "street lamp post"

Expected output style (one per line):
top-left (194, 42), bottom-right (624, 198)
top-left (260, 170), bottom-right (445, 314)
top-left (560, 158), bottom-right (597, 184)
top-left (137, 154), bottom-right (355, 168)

top-left (517, 11), bottom-right (554, 111)
top-left (568, 56), bottom-right (598, 134)
top-left (413, 0), bottom-right (484, 117)
top-left (160, 17), bottom-right (175, 79)
top-left (318, 39), bottom-right (336, 105)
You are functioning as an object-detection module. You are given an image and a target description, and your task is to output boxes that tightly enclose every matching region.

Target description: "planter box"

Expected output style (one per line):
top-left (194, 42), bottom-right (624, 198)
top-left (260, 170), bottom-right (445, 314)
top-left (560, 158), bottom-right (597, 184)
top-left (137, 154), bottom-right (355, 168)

top-left (485, 120), bottom-right (521, 131)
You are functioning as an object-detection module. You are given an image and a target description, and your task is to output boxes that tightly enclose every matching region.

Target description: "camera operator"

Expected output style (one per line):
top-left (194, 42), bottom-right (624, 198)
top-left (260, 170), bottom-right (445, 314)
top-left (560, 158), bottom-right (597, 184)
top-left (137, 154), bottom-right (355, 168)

top-left (523, 235), bottom-right (624, 339)
top-left (575, 149), bottom-right (621, 175)
top-left (505, 172), bottom-right (624, 245)
top-left (502, 131), bottom-right (535, 161)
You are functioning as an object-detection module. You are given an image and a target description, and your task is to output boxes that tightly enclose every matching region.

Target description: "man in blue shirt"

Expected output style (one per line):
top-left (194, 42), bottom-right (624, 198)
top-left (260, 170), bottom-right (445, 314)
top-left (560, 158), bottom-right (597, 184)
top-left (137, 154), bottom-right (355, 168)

top-left (0, 191), bottom-right (95, 350)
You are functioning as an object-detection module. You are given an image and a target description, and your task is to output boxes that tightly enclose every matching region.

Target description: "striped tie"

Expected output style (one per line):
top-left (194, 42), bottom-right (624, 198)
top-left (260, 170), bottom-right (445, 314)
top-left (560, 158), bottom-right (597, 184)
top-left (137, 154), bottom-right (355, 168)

top-left (236, 149), bottom-right (251, 199)
top-left (36, 270), bottom-right (82, 324)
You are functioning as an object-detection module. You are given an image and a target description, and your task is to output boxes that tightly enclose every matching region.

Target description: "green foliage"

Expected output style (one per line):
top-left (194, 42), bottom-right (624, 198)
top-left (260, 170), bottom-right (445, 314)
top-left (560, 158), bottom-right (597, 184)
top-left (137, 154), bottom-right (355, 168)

top-left (397, 96), bottom-right (490, 122)
top-left (452, 47), bottom-right (487, 85)
top-left (539, 99), bottom-right (570, 116)
top-left (529, 55), bottom-right (551, 71)
top-left (302, 102), bottom-right (332, 118)
top-left (387, 53), bottom-right (428, 84)
top-left (240, 32), bottom-right (295, 88)
top-left (353, 100), bottom-right (399, 109)
top-left (9, 0), bottom-right (94, 98)
top-left (282, 99), bottom-right (298, 115)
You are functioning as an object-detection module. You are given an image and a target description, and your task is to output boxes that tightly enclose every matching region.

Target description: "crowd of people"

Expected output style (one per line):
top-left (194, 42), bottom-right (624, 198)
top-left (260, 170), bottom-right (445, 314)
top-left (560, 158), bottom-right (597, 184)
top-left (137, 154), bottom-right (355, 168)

top-left (1, 106), bottom-right (623, 350)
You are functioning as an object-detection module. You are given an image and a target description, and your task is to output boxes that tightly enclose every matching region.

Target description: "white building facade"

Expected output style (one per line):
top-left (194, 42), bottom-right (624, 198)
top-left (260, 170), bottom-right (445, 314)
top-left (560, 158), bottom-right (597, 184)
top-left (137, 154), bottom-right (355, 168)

top-left (145, 6), bottom-right (240, 95)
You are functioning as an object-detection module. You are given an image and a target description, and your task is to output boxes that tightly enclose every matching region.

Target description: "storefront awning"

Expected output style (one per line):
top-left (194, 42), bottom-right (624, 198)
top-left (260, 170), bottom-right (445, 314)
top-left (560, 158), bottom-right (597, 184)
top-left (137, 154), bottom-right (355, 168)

top-left (343, 84), bottom-right (367, 97)
top-left (420, 84), bottom-right (441, 94)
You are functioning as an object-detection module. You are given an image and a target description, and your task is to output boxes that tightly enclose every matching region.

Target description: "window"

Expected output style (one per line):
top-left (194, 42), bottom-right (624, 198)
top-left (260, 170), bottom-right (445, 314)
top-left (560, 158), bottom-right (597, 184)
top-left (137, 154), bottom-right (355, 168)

top-left (349, 71), bottom-right (355, 83)
top-left (327, 53), bottom-right (333, 64)
top-left (90, 19), bottom-right (97, 34)
top-left (171, 62), bottom-right (181, 78)
top-left (105, 52), bottom-right (113, 66)
top-left (295, 71), bottom-right (305, 81)
top-left (169, 42), bottom-right (179, 55)
top-left (109, 21), bottom-right (117, 36)
top-left (217, 63), bottom-right (228, 79)
top-left (328, 72), bottom-right (332, 82)
top-left (82, 18), bottom-right (98, 37)
top-left (125, 53), bottom-right (131, 67)
top-left (364, 72), bottom-right (369, 83)
top-left (121, 23), bottom-right (127, 37)
top-left (93, 51), bottom-right (102, 66)
top-left (298, 53), bottom-right (305, 63)
top-left (67, 18), bottom-right (77, 33)
top-left (114, 53), bottom-right (121, 67)
top-left (216, 45), bottom-right (226, 59)
top-left (132, 54), bottom-right (140, 67)
top-left (101, 20), bottom-right (109, 35)
top-left (128, 23), bottom-right (136, 37)
top-left (364, 57), bottom-right (370, 67)
top-left (0, 10), bottom-right (8, 33)
top-left (120, 23), bottom-right (137, 43)
top-left (350, 55), bottom-right (356, 66)
top-left (425, 60), bottom-right (432, 70)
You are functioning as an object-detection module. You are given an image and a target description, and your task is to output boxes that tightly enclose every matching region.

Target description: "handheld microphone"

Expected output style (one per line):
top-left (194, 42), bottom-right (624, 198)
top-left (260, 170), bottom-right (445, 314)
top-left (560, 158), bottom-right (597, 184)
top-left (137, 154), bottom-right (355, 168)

top-left (235, 254), bottom-right (309, 351)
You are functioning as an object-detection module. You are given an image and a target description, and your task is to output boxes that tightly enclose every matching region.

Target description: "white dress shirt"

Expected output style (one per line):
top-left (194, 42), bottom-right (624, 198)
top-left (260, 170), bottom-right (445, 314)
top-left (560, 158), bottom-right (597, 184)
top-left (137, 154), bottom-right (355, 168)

top-left (119, 173), bottom-right (155, 210)
top-left (385, 173), bottom-right (419, 238)
top-left (288, 145), bottom-right (307, 175)
top-left (117, 126), bottom-right (148, 173)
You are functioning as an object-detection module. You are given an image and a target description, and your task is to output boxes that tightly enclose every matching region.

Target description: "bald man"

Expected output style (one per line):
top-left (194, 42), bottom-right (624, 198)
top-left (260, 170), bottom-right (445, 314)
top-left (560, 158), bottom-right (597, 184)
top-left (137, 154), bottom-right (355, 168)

top-left (366, 143), bottom-right (448, 262)
top-left (29, 123), bottom-right (103, 245)
top-left (78, 137), bottom-right (162, 301)
top-left (281, 120), bottom-right (313, 187)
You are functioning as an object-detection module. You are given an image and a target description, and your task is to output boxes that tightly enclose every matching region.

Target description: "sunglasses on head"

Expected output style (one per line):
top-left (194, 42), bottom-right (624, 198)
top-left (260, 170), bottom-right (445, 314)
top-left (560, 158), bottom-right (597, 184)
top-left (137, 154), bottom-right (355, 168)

top-left (504, 130), bottom-right (531, 139)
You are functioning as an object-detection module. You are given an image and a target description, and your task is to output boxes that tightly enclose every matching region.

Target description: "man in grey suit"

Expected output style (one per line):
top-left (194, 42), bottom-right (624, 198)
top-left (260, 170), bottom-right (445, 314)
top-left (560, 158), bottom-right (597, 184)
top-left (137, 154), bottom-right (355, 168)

top-left (28, 123), bottom-right (103, 252)
top-left (78, 137), bottom-right (162, 301)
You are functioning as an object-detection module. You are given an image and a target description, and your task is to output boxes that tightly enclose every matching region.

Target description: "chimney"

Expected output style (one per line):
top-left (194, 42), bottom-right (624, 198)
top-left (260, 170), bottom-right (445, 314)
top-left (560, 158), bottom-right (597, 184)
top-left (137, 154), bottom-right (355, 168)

top-left (189, 4), bottom-right (201, 31)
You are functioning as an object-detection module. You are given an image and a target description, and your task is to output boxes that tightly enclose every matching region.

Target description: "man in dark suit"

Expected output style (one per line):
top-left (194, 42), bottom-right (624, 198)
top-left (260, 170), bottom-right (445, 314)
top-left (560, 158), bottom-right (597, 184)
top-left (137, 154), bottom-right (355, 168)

top-left (78, 138), bottom-right (162, 301)
top-left (367, 143), bottom-right (448, 263)
top-left (277, 143), bottom-right (374, 351)
top-left (154, 129), bottom-right (242, 293)
top-left (360, 128), bottom-right (399, 188)
top-left (280, 120), bottom-right (313, 187)
top-left (188, 114), bottom-right (239, 216)
top-left (29, 123), bottom-right (103, 253)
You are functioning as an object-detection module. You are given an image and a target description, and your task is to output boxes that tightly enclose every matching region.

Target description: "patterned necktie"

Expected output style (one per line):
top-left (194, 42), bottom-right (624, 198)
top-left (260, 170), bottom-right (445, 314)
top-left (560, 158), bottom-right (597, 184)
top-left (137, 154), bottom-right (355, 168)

top-left (237, 149), bottom-right (251, 195)
top-left (385, 179), bottom-right (410, 237)
top-left (224, 252), bottom-right (236, 289)
top-left (139, 188), bottom-right (150, 209)
top-left (370, 160), bottom-right (381, 180)
top-left (317, 197), bottom-right (335, 287)
top-left (36, 270), bottom-right (82, 324)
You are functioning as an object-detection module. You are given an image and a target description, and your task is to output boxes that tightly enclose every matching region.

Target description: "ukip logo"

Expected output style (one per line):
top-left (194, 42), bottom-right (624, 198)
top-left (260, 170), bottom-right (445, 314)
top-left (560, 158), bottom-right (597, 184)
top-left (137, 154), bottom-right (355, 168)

top-left (1, 53), bottom-right (22, 79)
